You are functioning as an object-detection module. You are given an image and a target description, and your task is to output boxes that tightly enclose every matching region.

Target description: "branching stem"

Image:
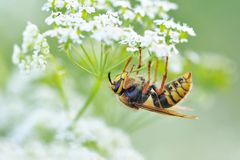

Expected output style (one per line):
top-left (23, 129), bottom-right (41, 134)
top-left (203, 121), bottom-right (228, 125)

top-left (73, 78), bottom-right (102, 122)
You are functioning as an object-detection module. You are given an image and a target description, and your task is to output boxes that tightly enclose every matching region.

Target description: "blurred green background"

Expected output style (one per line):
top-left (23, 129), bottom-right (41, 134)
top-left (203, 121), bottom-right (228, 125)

top-left (0, 0), bottom-right (239, 160)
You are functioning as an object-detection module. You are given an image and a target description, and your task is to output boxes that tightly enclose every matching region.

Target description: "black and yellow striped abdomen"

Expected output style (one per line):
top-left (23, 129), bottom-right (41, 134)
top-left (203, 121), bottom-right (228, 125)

top-left (159, 72), bottom-right (192, 108)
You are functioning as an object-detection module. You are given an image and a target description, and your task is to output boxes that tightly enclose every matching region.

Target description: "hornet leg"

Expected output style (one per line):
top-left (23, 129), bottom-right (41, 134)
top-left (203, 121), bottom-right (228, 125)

top-left (159, 56), bottom-right (169, 94)
top-left (142, 60), bottom-right (151, 94)
top-left (123, 64), bottom-right (136, 89)
top-left (140, 84), bottom-right (161, 108)
top-left (153, 59), bottom-right (159, 83)
top-left (122, 56), bottom-right (132, 73)
top-left (136, 47), bottom-right (142, 75)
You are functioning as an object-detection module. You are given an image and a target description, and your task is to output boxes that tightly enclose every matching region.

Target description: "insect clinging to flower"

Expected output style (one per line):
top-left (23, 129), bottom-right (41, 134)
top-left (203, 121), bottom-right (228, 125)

top-left (108, 49), bottom-right (198, 119)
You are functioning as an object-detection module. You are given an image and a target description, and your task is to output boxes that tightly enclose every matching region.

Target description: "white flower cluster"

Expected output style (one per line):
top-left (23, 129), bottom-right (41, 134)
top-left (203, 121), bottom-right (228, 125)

top-left (41, 0), bottom-right (191, 56)
top-left (120, 19), bottom-right (196, 57)
top-left (0, 141), bottom-right (105, 160)
top-left (120, 28), bottom-right (142, 52)
top-left (9, 108), bottom-right (144, 159)
top-left (0, 72), bottom-right (144, 160)
top-left (13, 0), bottom-right (196, 72)
top-left (90, 0), bottom-right (177, 20)
top-left (59, 118), bottom-right (144, 159)
top-left (42, 0), bottom-right (125, 46)
top-left (42, 0), bottom-right (83, 12)
top-left (43, 7), bottom-right (93, 45)
top-left (13, 22), bottom-right (49, 73)
top-left (155, 19), bottom-right (196, 41)
top-left (146, 19), bottom-right (195, 57)
top-left (122, 0), bottom-right (178, 20)
top-left (2, 110), bottom-right (144, 160)
top-left (91, 11), bottom-right (124, 44)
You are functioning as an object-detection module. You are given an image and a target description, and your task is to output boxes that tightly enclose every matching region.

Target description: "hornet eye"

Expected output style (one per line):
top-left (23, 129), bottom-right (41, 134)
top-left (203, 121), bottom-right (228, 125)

top-left (113, 80), bottom-right (121, 92)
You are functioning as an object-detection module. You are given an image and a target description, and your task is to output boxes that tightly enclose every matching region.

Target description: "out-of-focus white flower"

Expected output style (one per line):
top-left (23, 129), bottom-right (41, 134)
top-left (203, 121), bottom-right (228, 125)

top-left (63, 117), bottom-right (144, 160)
top-left (34, 35), bottom-right (49, 55)
top-left (12, 45), bottom-right (22, 64)
top-left (186, 51), bottom-right (200, 64)
top-left (0, 71), bottom-right (79, 134)
top-left (169, 54), bottom-right (183, 73)
top-left (9, 110), bottom-right (144, 160)
top-left (112, 148), bottom-right (144, 160)
top-left (22, 22), bottom-right (39, 53)
top-left (10, 109), bottom-right (70, 143)
top-left (72, 118), bottom-right (130, 148)
top-left (0, 141), bottom-right (106, 160)
top-left (0, 71), bottom-right (144, 159)
top-left (12, 22), bottom-right (49, 73)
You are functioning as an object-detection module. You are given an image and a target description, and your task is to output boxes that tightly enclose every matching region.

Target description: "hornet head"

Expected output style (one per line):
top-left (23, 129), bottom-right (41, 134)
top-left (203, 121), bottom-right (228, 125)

top-left (108, 72), bottom-right (128, 94)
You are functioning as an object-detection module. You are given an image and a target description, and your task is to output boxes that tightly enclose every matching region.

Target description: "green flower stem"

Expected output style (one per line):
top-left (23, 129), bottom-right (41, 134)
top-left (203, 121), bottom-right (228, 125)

top-left (66, 49), bottom-right (97, 76)
top-left (106, 55), bottom-right (131, 72)
top-left (74, 51), bottom-right (97, 75)
top-left (72, 46), bottom-right (96, 73)
top-left (90, 40), bottom-right (98, 68)
top-left (102, 51), bottom-right (109, 72)
top-left (58, 82), bottom-right (70, 111)
top-left (48, 54), bottom-right (70, 111)
top-left (99, 42), bottom-right (104, 70)
top-left (73, 78), bottom-right (102, 122)
top-left (80, 44), bottom-right (97, 72)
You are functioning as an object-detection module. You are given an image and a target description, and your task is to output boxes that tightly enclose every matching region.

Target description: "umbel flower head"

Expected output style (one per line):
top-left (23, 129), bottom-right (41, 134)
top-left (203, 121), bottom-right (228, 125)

top-left (13, 22), bottom-right (49, 73)
top-left (13, 0), bottom-right (196, 73)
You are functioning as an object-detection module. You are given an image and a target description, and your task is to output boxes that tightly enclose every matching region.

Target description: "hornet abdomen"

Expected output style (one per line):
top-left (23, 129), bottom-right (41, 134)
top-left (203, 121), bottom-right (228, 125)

top-left (159, 72), bottom-right (192, 108)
